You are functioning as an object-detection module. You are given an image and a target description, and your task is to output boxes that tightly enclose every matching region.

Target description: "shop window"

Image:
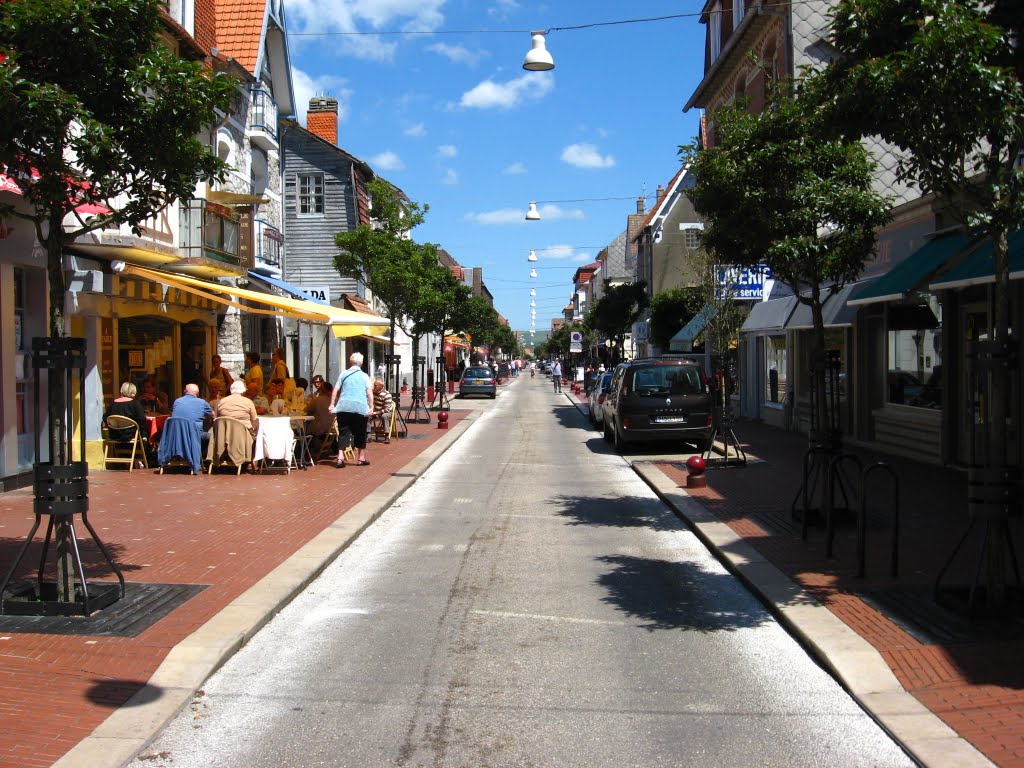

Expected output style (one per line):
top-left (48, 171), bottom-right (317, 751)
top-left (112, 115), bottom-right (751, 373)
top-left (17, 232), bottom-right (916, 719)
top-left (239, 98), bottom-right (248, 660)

top-left (298, 173), bottom-right (324, 215)
top-left (13, 268), bottom-right (35, 469)
top-left (765, 334), bottom-right (787, 403)
top-left (887, 296), bottom-right (942, 408)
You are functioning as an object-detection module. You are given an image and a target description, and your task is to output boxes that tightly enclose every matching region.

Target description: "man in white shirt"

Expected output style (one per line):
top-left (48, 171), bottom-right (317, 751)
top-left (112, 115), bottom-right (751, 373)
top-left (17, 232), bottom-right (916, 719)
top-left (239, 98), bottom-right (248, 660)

top-left (551, 359), bottom-right (563, 393)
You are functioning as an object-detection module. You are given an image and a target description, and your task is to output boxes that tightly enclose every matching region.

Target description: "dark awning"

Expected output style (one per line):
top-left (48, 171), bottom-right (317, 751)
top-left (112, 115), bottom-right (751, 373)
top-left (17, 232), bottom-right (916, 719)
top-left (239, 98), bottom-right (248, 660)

top-left (741, 295), bottom-right (798, 333)
top-left (669, 303), bottom-right (717, 352)
top-left (928, 229), bottom-right (1024, 291)
top-left (849, 231), bottom-right (970, 306)
top-left (786, 280), bottom-right (874, 330)
top-left (247, 271), bottom-right (329, 305)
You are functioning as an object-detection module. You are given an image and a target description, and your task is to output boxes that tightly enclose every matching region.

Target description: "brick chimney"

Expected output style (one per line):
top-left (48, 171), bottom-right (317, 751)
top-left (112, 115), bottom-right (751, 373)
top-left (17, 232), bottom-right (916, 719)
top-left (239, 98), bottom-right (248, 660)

top-left (636, 194), bottom-right (645, 214)
top-left (656, 184), bottom-right (666, 203)
top-left (307, 96), bottom-right (338, 145)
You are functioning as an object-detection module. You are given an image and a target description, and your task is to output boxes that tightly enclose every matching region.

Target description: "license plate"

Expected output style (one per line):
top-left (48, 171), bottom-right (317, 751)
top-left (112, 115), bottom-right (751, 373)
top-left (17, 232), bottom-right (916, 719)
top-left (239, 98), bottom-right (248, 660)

top-left (652, 416), bottom-right (687, 424)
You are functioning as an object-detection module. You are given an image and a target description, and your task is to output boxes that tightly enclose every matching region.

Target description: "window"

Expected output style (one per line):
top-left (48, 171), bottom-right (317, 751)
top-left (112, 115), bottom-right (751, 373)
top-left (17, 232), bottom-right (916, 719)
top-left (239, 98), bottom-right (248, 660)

top-left (887, 296), bottom-right (942, 408)
top-left (765, 335), bottom-right (787, 403)
top-left (733, 0), bottom-right (745, 30)
top-left (298, 174), bottom-right (324, 215)
top-left (682, 225), bottom-right (702, 249)
top-left (710, 2), bottom-right (722, 61)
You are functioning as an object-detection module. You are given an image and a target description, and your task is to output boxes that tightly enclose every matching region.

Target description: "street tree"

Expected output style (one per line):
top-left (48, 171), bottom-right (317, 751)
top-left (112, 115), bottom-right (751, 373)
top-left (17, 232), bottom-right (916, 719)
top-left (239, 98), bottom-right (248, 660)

top-left (457, 295), bottom-right (501, 360)
top-left (335, 178), bottom-right (434, 385)
top-left (0, 0), bottom-right (234, 601)
top-left (648, 287), bottom-right (705, 351)
top-left (410, 260), bottom-right (472, 392)
top-left (584, 282), bottom-right (648, 364)
top-left (683, 80), bottom-right (891, 441)
top-left (823, 0), bottom-right (1024, 468)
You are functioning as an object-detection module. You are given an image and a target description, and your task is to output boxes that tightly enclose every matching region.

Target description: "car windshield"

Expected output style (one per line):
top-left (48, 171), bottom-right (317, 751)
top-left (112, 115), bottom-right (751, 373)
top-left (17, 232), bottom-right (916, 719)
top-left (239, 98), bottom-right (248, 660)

top-left (464, 368), bottom-right (492, 378)
top-left (598, 373), bottom-right (613, 391)
top-left (628, 365), bottom-right (704, 396)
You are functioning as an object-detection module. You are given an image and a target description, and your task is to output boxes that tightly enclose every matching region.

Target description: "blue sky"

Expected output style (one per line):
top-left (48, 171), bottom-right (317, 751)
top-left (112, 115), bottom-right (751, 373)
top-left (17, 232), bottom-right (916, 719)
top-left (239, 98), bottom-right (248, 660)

top-left (283, 0), bottom-right (707, 335)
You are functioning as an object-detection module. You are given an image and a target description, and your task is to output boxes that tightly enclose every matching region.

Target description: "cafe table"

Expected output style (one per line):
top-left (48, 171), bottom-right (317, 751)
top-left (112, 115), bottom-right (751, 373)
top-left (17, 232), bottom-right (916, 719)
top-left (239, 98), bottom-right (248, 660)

top-left (144, 413), bottom-right (170, 441)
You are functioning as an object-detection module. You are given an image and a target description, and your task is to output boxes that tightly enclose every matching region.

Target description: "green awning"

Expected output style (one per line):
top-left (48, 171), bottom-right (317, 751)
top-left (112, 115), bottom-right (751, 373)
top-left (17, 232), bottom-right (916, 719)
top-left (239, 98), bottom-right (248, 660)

top-left (928, 229), bottom-right (1024, 291)
top-left (848, 231), bottom-right (970, 306)
top-left (669, 303), bottom-right (717, 352)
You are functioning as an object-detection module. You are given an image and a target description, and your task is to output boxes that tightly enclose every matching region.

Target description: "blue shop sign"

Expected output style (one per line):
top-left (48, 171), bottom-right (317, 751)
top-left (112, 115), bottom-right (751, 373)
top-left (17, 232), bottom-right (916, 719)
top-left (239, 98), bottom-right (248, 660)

top-left (716, 265), bottom-right (772, 300)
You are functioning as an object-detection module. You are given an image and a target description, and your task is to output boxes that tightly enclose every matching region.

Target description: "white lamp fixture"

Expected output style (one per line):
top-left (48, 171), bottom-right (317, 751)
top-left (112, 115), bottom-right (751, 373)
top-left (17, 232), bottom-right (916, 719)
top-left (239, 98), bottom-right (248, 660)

top-left (528, 249), bottom-right (538, 262)
top-left (530, 300), bottom-right (536, 307)
top-left (530, 288), bottom-right (536, 296)
top-left (530, 268), bottom-right (538, 278)
top-left (525, 202), bottom-right (541, 221)
top-left (522, 31), bottom-right (554, 72)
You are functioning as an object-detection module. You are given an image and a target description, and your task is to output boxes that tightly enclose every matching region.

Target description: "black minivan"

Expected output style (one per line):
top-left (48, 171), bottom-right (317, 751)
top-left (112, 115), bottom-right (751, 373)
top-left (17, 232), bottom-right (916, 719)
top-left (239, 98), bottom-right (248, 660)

top-left (600, 357), bottom-right (713, 452)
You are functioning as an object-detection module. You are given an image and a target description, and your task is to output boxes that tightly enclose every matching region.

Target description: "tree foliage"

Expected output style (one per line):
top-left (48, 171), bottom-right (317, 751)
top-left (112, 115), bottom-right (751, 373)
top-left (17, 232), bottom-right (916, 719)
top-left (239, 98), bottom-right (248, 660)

top-left (0, 0), bottom-right (235, 336)
top-left (648, 287), bottom-right (705, 350)
top-left (584, 282), bottom-right (648, 361)
top-left (335, 178), bottom-right (436, 345)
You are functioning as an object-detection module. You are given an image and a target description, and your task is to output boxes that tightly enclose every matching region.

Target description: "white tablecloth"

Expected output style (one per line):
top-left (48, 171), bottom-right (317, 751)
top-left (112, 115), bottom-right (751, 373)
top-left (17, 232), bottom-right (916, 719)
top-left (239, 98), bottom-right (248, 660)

top-left (253, 416), bottom-right (294, 462)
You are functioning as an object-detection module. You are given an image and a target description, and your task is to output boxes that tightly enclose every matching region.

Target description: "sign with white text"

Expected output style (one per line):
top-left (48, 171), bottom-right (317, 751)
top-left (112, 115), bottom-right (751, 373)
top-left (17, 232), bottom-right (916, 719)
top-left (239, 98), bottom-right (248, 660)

top-left (716, 265), bottom-right (772, 300)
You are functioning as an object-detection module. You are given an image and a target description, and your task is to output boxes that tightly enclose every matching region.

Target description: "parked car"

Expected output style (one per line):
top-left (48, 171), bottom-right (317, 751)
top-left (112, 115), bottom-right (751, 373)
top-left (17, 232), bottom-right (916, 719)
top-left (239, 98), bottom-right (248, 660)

top-left (459, 366), bottom-right (497, 399)
top-left (588, 372), bottom-right (614, 428)
top-left (601, 357), bottom-right (713, 453)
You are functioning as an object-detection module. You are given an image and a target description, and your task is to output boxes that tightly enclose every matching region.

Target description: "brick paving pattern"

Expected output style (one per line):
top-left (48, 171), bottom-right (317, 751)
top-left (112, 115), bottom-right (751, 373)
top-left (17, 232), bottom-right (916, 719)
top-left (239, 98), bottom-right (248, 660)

top-left (0, 411), bottom-right (466, 768)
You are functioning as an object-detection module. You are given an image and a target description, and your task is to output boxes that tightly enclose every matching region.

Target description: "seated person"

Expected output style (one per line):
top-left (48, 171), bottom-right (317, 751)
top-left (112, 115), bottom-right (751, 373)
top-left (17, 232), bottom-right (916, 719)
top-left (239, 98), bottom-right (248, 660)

top-left (371, 378), bottom-right (394, 442)
top-left (266, 378), bottom-right (288, 416)
top-left (139, 376), bottom-right (169, 413)
top-left (285, 377), bottom-right (308, 413)
top-left (216, 380), bottom-right (259, 435)
top-left (206, 379), bottom-right (224, 410)
top-left (170, 383), bottom-right (214, 456)
top-left (246, 379), bottom-right (269, 415)
top-left (306, 379), bottom-right (334, 452)
top-left (104, 382), bottom-right (148, 440)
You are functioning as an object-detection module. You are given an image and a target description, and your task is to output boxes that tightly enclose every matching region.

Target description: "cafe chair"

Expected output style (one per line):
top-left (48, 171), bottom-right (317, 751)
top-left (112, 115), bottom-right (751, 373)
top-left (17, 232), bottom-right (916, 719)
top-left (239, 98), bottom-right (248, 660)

top-left (103, 415), bottom-right (148, 472)
top-left (370, 407), bottom-right (397, 443)
top-left (207, 417), bottom-right (253, 475)
top-left (157, 416), bottom-right (203, 475)
top-left (313, 422), bottom-right (339, 464)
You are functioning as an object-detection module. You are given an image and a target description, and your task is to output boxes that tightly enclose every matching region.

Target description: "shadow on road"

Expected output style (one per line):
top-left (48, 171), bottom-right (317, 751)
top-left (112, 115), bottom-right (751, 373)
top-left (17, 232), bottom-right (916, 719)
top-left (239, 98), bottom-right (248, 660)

top-left (596, 553), bottom-right (772, 632)
top-left (551, 493), bottom-right (682, 531)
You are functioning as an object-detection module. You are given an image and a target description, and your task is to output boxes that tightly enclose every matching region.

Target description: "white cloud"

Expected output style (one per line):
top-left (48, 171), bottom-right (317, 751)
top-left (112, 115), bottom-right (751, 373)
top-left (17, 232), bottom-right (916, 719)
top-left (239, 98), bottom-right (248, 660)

top-left (459, 72), bottom-right (554, 110)
top-left (437, 144), bottom-right (458, 159)
top-left (441, 168), bottom-right (459, 185)
top-left (488, 0), bottom-right (520, 18)
top-left (534, 204), bottom-right (586, 221)
top-left (287, 0), bottom-right (445, 61)
top-left (463, 204), bottom-right (584, 225)
top-left (427, 42), bottom-right (486, 66)
top-left (541, 245), bottom-right (592, 261)
top-left (561, 143), bottom-right (616, 169)
top-left (291, 67), bottom-right (351, 126)
top-left (404, 122), bottom-right (426, 137)
top-left (369, 150), bottom-right (405, 171)
top-left (502, 162), bottom-right (527, 175)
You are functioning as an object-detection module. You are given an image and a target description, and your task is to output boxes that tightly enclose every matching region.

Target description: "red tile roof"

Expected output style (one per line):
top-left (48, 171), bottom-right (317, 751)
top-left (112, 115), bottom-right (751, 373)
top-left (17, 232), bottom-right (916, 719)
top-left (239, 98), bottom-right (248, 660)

top-left (214, 0), bottom-right (266, 74)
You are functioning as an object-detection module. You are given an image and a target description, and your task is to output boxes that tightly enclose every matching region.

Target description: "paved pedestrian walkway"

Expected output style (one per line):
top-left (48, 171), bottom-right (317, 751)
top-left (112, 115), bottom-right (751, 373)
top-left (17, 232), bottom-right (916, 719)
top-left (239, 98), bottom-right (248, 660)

top-left (0, 409), bottom-right (471, 768)
top-left (567, 388), bottom-right (1024, 768)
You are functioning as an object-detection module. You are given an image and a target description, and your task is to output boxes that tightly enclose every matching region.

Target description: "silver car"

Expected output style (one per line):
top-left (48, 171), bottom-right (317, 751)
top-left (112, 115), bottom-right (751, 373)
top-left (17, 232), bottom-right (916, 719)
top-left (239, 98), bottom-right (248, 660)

top-left (588, 372), bottom-right (613, 429)
top-left (459, 366), bottom-right (497, 399)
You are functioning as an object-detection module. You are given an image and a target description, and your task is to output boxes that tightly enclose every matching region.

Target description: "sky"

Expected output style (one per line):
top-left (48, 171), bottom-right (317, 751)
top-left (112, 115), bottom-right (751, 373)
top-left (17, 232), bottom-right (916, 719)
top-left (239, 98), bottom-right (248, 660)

top-left (283, 0), bottom-right (708, 338)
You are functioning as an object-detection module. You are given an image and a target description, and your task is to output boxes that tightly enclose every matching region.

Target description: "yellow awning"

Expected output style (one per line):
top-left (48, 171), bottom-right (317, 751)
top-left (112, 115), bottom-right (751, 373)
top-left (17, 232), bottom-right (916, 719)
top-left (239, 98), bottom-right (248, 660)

top-left (121, 264), bottom-right (391, 328)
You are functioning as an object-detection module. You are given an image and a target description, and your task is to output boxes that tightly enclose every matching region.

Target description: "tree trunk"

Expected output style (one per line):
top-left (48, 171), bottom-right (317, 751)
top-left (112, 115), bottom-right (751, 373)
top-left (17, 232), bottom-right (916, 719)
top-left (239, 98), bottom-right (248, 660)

top-left (810, 293), bottom-right (829, 445)
top-left (45, 231), bottom-right (75, 602)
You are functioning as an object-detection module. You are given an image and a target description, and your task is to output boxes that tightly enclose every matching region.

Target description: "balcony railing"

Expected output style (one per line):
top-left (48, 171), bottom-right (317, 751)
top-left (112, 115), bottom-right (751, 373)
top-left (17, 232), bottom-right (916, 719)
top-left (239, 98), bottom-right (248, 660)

top-left (179, 199), bottom-right (240, 266)
top-left (249, 87), bottom-right (278, 149)
top-left (254, 217), bottom-right (284, 273)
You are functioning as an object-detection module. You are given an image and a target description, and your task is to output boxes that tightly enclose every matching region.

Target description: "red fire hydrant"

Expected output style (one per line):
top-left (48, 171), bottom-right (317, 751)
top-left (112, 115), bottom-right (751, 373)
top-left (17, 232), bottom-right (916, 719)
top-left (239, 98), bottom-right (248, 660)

top-left (437, 411), bottom-right (449, 429)
top-left (686, 455), bottom-right (707, 489)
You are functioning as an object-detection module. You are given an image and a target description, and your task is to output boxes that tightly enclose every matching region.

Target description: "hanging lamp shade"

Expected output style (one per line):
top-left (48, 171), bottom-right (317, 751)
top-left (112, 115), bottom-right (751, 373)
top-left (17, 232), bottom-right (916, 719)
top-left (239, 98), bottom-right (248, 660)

top-left (530, 288), bottom-right (536, 296)
top-left (530, 268), bottom-right (537, 278)
top-left (528, 249), bottom-right (538, 262)
top-left (522, 31), bottom-right (554, 72)
top-left (525, 202), bottom-right (541, 221)
top-left (530, 300), bottom-right (536, 307)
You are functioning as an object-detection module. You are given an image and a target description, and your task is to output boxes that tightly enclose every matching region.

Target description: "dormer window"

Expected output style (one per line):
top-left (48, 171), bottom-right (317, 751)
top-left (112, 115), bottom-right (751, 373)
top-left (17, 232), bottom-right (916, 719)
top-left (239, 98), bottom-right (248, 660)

top-left (710, 2), bottom-right (722, 61)
top-left (734, 0), bottom-right (745, 30)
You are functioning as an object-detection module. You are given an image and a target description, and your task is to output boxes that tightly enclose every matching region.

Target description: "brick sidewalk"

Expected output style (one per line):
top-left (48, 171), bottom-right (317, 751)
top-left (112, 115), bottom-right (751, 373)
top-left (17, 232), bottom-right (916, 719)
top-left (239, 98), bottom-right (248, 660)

top-left (649, 420), bottom-right (1024, 768)
top-left (0, 411), bottom-right (467, 768)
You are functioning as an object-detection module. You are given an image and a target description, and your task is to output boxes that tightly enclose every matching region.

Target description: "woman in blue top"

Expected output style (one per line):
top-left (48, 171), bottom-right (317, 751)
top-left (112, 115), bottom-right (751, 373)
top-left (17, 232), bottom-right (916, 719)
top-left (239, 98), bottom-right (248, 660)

top-left (329, 352), bottom-right (374, 468)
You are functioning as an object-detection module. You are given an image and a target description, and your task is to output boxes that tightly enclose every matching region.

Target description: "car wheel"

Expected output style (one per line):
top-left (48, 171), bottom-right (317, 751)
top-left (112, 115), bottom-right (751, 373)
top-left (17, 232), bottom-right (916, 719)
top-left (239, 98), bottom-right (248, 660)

top-left (489, 392), bottom-right (496, 399)
top-left (613, 423), bottom-right (630, 453)
top-left (603, 419), bottom-right (612, 443)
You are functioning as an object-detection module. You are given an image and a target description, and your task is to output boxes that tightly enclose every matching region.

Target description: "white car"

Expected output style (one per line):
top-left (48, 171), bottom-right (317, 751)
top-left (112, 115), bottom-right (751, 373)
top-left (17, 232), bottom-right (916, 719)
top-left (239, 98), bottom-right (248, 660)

top-left (588, 372), bottom-right (613, 429)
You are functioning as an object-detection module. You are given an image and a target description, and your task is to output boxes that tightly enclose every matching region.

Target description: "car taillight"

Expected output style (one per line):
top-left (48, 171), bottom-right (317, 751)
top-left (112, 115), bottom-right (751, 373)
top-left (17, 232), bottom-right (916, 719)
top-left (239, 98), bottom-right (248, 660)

top-left (597, 394), bottom-right (606, 404)
top-left (622, 416), bottom-right (631, 429)
top-left (706, 414), bottom-right (713, 426)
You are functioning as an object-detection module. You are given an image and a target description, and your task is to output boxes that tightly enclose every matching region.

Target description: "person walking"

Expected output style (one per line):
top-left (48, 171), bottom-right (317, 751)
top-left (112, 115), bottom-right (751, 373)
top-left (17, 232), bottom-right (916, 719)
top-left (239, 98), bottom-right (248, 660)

top-left (329, 352), bottom-right (374, 468)
top-left (551, 358), bottom-right (563, 393)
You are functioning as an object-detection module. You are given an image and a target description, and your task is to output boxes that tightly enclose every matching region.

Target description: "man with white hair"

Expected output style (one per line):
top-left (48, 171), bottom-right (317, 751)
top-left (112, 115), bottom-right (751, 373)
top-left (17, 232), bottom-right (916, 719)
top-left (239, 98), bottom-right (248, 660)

top-left (215, 380), bottom-right (259, 435)
top-left (170, 382), bottom-right (214, 454)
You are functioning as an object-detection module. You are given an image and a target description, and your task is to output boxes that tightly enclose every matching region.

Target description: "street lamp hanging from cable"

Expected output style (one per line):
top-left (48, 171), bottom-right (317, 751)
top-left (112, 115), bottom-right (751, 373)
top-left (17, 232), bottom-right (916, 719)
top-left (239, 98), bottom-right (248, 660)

top-left (522, 31), bottom-right (554, 71)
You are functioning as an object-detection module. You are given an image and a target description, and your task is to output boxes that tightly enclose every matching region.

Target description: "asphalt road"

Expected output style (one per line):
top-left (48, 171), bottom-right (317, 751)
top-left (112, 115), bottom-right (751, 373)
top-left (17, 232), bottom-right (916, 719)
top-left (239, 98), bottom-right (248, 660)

top-left (136, 375), bottom-right (914, 768)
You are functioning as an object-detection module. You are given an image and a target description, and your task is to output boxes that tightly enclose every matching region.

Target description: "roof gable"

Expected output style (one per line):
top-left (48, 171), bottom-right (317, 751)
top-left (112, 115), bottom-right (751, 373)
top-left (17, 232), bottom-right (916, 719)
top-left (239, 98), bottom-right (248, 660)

top-left (215, 0), bottom-right (267, 74)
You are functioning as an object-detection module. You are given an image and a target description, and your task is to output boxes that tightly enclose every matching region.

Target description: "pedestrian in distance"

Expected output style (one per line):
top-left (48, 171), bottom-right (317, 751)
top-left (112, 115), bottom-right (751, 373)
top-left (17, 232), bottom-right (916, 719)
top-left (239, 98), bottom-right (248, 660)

top-left (551, 358), bottom-right (563, 393)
